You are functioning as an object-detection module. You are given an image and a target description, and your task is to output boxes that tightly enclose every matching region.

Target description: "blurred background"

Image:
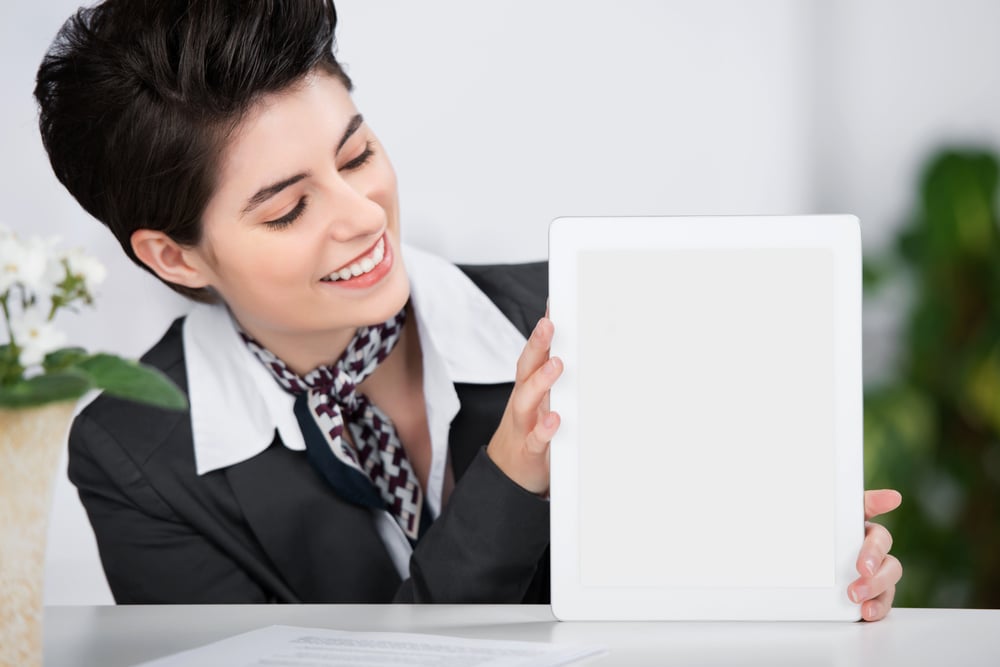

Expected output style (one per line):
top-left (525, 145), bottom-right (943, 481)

top-left (0, 0), bottom-right (997, 607)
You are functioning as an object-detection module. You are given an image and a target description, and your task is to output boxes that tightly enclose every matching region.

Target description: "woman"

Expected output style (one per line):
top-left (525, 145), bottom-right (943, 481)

top-left (34, 0), bottom-right (902, 617)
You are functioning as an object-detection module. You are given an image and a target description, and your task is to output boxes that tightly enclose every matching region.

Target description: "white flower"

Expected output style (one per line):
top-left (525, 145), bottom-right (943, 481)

top-left (63, 248), bottom-right (107, 292)
top-left (42, 254), bottom-right (67, 289)
top-left (0, 234), bottom-right (48, 295)
top-left (30, 237), bottom-right (68, 305)
top-left (10, 307), bottom-right (67, 367)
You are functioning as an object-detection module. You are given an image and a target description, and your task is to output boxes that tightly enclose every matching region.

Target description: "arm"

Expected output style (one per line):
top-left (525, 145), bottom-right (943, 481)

top-left (68, 413), bottom-right (274, 604)
top-left (397, 314), bottom-right (560, 603)
top-left (395, 448), bottom-right (549, 603)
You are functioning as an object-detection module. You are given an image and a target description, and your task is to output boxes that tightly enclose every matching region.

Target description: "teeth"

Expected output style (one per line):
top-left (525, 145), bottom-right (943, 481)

top-left (323, 237), bottom-right (386, 282)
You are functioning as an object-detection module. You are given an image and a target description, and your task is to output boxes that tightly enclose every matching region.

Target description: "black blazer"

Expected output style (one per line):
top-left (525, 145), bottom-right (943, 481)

top-left (68, 262), bottom-right (550, 604)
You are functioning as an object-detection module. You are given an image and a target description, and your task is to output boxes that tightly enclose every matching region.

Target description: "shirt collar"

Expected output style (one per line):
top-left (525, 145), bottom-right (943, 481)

top-left (401, 244), bottom-right (528, 384)
top-left (183, 243), bottom-right (527, 488)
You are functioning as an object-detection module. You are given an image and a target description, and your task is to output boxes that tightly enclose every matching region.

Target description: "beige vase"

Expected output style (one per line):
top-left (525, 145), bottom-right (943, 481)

top-left (0, 401), bottom-right (77, 667)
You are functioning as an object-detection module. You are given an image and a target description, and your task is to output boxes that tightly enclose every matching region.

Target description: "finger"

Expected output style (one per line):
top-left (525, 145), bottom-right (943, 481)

top-left (861, 585), bottom-right (896, 622)
top-left (856, 521), bottom-right (894, 576)
top-left (513, 357), bottom-right (563, 420)
top-left (515, 318), bottom-right (554, 385)
top-left (525, 411), bottom-right (560, 455)
top-left (864, 489), bottom-right (902, 520)
top-left (849, 554), bottom-right (902, 604)
top-left (538, 359), bottom-right (552, 416)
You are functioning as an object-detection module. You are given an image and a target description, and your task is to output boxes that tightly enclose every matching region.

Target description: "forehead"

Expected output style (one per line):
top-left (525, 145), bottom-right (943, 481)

top-left (214, 72), bottom-right (357, 195)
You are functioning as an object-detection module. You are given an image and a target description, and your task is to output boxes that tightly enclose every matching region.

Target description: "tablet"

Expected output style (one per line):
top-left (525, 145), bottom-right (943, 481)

top-left (548, 215), bottom-right (864, 621)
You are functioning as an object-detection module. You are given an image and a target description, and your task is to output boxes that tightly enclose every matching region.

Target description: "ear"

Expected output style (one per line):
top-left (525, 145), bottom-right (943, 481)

top-left (131, 229), bottom-right (213, 290)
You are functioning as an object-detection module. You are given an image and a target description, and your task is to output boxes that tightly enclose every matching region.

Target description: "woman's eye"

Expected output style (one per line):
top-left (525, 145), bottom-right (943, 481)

top-left (341, 141), bottom-right (375, 171)
top-left (263, 196), bottom-right (308, 230)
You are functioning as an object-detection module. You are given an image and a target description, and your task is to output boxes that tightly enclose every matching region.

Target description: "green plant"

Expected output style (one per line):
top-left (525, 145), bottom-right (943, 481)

top-left (0, 225), bottom-right (186, 410)
top-left (864, 149), bottom-right (1000, 608)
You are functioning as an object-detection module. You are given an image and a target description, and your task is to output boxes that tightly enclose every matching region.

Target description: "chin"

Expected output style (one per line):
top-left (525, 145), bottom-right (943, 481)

top-left (353, 267), bottom-right (410, 328)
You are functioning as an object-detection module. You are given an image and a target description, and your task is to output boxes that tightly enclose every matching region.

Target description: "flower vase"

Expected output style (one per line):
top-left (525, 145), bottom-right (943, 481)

top-left (0, 401), bottom-right (77, 667)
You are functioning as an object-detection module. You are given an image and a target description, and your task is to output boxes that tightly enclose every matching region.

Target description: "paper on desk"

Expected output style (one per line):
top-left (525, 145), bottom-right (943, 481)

top-left (133, 624), bottom-right (605, 667)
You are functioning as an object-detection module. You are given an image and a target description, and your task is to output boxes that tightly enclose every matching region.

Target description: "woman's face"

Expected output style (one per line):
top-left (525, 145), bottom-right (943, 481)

top-left (193, 71), bottom-right (407, 340)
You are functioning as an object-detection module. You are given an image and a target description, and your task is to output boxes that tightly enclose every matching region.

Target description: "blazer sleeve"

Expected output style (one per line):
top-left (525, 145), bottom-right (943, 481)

top-left (395, 447), bottom-right (550, 603)
top-left (395, 261), bottom-right (551, 603)
top-left (68, 411), bottom-right (273, 604)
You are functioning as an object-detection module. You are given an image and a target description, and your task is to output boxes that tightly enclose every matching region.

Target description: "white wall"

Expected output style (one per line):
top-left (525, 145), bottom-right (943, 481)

top-left (0, 0), bottom-right (994, 605)
top-left (810, 0), bottom-right (1000, 381)
top-left (813, 0), bottom-right (1000, 250)
top-left (335, 1), bottom-right (814, 261)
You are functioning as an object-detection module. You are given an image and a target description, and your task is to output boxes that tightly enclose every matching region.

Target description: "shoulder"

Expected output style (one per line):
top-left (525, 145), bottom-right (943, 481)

top-left (456, 261), bottom-right (548, 339)
top-left (138, 317), bottom-right (188, 383)
top-left (71, 317), bottom-right (192, 467)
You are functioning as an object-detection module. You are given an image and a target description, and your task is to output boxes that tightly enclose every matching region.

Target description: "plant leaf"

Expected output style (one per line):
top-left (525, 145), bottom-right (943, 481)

top-left (43, 346), bottom-right (89, 373)
top-left (0, 370), bottom-right (94, 408)
top-left (75, 353), bottom-right (188, 411)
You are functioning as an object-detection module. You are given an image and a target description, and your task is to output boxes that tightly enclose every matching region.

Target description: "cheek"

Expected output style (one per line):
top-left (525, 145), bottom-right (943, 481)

top-left (207, 227), bottom-right (319, 303)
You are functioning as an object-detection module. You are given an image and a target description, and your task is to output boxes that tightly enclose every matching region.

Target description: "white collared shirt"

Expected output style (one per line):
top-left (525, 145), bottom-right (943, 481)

top-left (182, 244), bottom-right (527, 577)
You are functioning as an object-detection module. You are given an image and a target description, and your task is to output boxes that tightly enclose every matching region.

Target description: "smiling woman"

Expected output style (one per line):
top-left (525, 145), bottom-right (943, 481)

top-left (33, 0), bottom-right (560, 604)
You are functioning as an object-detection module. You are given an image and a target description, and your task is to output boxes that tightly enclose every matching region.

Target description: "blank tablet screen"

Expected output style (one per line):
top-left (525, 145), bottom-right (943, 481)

top-left (576, 247), bottom-right (835, 589)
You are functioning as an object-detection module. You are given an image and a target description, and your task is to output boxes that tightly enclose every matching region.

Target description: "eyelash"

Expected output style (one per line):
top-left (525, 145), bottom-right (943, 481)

top-left (263, 196), bottom-right (308, 229)
top-left (263, 141), bottom-right (377, 229)
top-left (343, 141), bottom-right (375, 170)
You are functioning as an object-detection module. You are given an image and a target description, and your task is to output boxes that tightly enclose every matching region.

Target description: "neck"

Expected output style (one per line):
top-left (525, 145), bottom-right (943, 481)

top-left (235, 304), bottom-right (418, 380)
top-left (358, 308), bottom-right (422, 399)
top-left (242, 324), bottom-right (354, 377)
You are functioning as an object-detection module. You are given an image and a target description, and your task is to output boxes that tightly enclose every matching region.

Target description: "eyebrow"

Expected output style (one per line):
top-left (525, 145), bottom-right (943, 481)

top-left (242, 113), bottom-right (365, 214)
top-left (337, 114), bottom-right (364, 153)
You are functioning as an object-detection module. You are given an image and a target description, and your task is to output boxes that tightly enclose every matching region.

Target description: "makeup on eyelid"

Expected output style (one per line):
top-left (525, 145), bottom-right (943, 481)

top-left (261, 142), bottom-right (376, 229)
top-left (263, 196), bottom-right (308, 229)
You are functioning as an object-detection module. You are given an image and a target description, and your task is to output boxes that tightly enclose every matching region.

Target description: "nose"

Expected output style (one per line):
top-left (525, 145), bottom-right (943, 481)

top-left (321, 172), bottom-right (385, 243)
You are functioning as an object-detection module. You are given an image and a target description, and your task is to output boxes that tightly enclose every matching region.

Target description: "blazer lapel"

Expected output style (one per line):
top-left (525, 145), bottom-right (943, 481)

top-left (225, 435), bottom-right (402, 602)
top-left (448, 382), bottom-right (514, 482)
top-left (448, 262), bottom-right (548, 482)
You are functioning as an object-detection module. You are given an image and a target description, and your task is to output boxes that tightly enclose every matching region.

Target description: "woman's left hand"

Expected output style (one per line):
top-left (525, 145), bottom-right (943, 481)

top-left (849, 489), bottom-right (903, 621)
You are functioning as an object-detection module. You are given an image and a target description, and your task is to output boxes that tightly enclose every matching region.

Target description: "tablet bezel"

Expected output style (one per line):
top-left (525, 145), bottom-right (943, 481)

top-left (548, 215), bottom-right (864, 621)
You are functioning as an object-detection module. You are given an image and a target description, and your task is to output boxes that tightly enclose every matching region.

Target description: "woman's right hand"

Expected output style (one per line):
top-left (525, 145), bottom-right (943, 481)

top-left (486, 316), bottom-right (563, 495)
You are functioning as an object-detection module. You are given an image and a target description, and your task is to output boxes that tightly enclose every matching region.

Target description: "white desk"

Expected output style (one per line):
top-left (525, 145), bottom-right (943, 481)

top-left (43, 605), bottom-right (1000, 667)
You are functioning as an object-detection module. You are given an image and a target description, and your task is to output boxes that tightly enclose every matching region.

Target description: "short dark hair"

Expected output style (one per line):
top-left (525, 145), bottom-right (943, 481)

top-left (34, 0), bottom-right (353, 302)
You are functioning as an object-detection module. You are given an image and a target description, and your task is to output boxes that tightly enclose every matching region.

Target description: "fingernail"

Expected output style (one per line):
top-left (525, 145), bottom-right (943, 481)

top-left (851, 585), bottom-right (869, 603)
top-left (864, 558), bottom-right (877, 576)
top-left (543, 359), bottom-right (559, 375)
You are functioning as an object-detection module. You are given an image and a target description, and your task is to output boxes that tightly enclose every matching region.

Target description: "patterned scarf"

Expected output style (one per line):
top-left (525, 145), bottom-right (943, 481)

top-left (241, 307), bottom-right (429, 542)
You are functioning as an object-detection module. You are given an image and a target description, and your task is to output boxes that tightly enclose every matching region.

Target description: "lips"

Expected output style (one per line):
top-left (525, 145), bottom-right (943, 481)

top-left (319, 232), bottom-right (393, 288)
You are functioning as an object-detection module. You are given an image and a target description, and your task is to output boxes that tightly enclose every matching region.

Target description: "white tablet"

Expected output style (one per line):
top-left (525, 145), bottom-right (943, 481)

top-left (548, 215), bottom-right (864, 621)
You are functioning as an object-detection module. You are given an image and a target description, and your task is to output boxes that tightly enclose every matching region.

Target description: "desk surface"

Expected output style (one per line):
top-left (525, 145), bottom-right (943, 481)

top-left (44, 605), bottom-right (999, 667)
